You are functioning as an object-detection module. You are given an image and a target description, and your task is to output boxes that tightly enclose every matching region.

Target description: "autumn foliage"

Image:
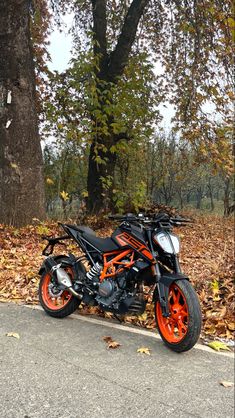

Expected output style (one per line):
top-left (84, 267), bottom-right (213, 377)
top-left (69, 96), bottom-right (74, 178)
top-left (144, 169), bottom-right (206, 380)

top-left (0, 213), bottom-right (234, 341)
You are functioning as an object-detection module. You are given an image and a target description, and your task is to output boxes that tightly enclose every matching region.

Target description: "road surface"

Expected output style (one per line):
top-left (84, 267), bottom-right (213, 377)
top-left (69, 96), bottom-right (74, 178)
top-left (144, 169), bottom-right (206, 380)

top-left (0, 303), bottom-right (234, 418)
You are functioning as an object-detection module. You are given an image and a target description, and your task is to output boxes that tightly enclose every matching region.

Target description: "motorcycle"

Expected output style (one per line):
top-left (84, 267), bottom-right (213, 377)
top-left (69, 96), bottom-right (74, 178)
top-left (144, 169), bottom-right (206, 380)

top-left (38, 212), bottom-right (202, 352)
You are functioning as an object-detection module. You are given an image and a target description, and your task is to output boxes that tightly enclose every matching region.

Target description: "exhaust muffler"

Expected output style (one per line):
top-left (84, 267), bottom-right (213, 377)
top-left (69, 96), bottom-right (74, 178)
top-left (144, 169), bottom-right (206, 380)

top-left (45, 257), bottom-right (83, 300)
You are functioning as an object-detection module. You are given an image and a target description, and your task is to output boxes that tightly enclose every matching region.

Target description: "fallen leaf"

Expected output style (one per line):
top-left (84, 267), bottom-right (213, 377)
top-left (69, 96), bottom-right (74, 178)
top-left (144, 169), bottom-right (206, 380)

top-left (46, 177), bottom-right (54, 185)
top-left (107, 340), bottom-right (121, 349)
top-left (10, 163), bottom-right (18, 169)
top-left (227, 322), bottom-right (235, 331)
top-left (103, 336), bottom-right (113, 343)
top-left (217, 306), bottom-right (227, 319)
top-left (60, 191), bottom-right (69, 201)
top-left (138, 312), bottom-right (148, 322)
top-left (137, 347), bottom-right (151, 355)
top-left (220, 381), bottom-right (234, 388)
top-left (204, 323), bottom-right (216, 335)
top-left (6, 332), bottom-right (20, 339)
top-left (104, 312), bottom-right (113, 319)
top-left (102, 336), bottom-right (121, 349)
top-left (207, 341), bottom-right (231, 352)
top-left (211, 279), bottom-right (219, 294)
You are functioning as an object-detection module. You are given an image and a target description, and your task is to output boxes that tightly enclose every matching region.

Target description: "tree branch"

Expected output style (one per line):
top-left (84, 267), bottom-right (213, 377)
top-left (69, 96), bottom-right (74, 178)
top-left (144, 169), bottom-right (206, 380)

top-left (91, 0), bottom-right (107, 70)
top-left (107, 0), bottom-right (149, 80)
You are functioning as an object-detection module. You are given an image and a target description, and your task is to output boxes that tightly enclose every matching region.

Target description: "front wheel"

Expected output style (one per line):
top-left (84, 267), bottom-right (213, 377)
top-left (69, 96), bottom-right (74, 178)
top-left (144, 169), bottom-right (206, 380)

top-left (155, 280), bottom-right (202, 352)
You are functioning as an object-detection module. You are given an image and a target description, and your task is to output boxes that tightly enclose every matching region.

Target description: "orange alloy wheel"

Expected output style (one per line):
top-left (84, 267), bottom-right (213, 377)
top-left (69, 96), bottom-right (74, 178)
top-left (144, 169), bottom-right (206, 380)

top-left (41, 271), bottom-right (72, 311)
top-left (156, 282), bottom-right (189, 343)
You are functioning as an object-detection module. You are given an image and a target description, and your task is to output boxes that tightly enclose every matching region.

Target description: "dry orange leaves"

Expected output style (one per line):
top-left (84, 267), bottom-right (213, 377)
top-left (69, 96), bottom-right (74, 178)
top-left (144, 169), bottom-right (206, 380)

top-left (0, 214), bottom-right (234, 341)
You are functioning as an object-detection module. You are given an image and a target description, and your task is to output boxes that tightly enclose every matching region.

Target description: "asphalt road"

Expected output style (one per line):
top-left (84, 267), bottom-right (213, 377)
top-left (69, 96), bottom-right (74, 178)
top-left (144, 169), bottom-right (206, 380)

top-left (0, 303), bottom-right (234, 418)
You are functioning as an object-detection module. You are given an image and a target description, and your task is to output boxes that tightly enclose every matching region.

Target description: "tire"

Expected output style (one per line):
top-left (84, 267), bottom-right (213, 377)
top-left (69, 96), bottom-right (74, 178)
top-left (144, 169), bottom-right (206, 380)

top-left (155, 279), bottom-right (202, 353)
top-left (39, 256), bottom-right (81, 318)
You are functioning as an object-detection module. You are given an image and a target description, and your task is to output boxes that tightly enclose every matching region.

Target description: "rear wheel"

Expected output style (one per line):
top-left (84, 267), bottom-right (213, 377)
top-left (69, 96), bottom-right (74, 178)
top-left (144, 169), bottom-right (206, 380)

top-left (155, 280), bottom-right (201, 352)
top-left (39, 257), bottom-right (81, 318)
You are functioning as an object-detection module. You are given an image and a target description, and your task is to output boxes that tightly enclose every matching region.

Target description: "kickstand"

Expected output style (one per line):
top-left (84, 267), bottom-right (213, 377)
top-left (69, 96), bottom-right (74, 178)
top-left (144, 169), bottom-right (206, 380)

top-left (113, 313), bottom-right (124, 323)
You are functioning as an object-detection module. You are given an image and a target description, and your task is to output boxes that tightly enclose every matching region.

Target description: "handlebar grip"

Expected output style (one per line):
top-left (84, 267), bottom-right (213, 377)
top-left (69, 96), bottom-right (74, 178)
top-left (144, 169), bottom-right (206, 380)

top-left (171, 217), bottom-right (193, 224)
top-left (108, 214), bottom-right (124, 220)
top-left (109, 214), bottom-right (138, 222)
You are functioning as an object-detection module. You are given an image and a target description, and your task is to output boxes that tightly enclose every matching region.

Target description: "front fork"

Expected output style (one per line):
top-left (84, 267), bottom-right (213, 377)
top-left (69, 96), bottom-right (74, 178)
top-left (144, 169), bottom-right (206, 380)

top-left (152, 257), bottom-right (187, 317)
top-left (146, 228), bottom-right (170, 317)
top-left (152, 263), bottom-right (170, 317)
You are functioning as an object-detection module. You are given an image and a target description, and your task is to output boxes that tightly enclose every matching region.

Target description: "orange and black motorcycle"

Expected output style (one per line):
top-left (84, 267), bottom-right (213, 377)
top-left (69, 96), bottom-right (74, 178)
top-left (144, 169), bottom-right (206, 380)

top-left (38, 212), bottom-right (202, 352)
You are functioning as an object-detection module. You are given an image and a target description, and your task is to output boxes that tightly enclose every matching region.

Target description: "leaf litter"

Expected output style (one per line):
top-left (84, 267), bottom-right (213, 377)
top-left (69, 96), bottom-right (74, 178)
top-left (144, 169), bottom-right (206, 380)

top-left (0, 214), bottom-right (234, 343)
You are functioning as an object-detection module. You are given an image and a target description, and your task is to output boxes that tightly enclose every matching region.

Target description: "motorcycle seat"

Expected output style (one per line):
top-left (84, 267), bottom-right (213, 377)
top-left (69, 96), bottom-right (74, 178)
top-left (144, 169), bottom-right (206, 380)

top-left (81, 233), bottom-right (119, 252)
top-left (63, 224), bottom-right (119, 252)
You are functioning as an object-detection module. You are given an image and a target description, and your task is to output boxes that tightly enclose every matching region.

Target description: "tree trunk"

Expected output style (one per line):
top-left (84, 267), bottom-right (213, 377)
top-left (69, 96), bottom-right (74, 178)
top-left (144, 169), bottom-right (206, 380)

top-left (223, 178), bottom-right (230, 217)
top-left (196, 187), bottom-right (203, 209)
top-left (0, 0), bottom-right (45, 227)
top-left (178, 189), bottom-right (184, 209)
top-left (207, 180), bottom-right (214, 211)
top-left (186, 191), bottom-right (191, 204)
top-left (86, 0), bottom-right (149, 214)
top-left (87, 141), bottom-right (117, 213)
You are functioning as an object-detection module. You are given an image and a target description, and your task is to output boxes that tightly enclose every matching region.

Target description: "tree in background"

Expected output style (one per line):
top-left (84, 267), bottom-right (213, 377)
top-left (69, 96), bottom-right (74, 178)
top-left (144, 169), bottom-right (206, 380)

top-left (44, 51), bottom-right (158, 212)
top-left (46, 0), bottom-right (233, 214)
top-left (0, 0), bottom-right (49, 226)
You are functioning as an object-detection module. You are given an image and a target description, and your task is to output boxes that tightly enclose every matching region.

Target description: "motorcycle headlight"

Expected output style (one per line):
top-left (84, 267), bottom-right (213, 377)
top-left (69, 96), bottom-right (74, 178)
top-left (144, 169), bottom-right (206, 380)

top-left (153, 232), bottom-right (180, 254)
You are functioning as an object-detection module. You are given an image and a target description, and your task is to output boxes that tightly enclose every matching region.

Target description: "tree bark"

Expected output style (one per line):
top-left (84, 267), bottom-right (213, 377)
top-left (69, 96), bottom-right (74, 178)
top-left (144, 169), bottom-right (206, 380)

top-left (87, 141), bottom-right (117, 213)
top-left (0, 0), bottom-right (45, 226)
top-left (196, 187), bottom-right (203, 209)
top-left (107, 0), bottom-right (149, 80)
top-left (177, 188), bottom-right (184, 209)
top-left (223, 178), bottom-right (230, 217)
top-left (207, 179), bottom-right (214, 211)
top-left (86, 0), bottom-right (149, 213)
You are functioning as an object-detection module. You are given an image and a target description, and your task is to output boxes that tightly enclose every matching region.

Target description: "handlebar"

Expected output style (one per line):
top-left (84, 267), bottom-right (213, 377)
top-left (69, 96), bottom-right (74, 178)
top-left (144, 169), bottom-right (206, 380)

top-left (108, 213), bottom-right (138, 222)
top-left (108, 212), bottom-right (193, 227)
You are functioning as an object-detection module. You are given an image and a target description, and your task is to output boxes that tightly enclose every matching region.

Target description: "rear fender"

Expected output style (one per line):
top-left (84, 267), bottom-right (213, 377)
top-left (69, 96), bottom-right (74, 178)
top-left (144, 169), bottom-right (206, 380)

top-left (38, 254), bottom-right (86, 277)
top-left (39, 255), bottom-right (65, 275)
top-left (153, 272), bottom-right (189, 317)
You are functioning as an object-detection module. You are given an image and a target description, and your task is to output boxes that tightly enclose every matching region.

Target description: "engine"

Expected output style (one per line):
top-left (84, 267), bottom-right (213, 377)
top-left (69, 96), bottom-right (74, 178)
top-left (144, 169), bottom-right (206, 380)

top-left (85, 262), bottom-right (145, 315)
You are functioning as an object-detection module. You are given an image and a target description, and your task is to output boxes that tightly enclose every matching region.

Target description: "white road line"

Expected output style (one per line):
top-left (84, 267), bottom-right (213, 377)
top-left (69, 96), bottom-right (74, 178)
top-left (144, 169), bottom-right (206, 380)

top-left (23, 304), bottom-right (234, 359)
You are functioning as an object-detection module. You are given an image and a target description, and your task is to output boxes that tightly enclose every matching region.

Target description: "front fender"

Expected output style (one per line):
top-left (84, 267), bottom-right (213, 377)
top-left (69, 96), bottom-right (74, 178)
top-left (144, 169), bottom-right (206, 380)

top-left (153, 272), bottom-right (189, 316)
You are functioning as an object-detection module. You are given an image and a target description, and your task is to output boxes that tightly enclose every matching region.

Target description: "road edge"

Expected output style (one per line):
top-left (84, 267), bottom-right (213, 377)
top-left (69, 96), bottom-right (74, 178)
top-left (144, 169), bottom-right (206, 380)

top-left (19, 303), bottom-right (234, 359)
